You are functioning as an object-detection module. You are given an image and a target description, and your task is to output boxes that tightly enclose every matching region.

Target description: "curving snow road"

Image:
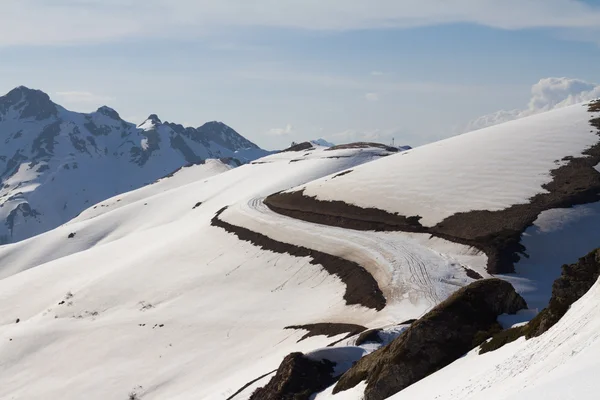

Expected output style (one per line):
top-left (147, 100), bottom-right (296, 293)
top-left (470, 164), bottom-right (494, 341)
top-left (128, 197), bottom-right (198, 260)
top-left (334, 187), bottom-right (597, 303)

top-left (220, 197), bottom-right (482, 321)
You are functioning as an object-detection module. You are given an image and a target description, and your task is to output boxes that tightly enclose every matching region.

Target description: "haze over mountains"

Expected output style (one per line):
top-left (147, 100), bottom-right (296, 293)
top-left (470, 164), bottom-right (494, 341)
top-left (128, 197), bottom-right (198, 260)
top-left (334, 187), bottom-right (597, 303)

top-left (0, 86), bottom-right (270, 244)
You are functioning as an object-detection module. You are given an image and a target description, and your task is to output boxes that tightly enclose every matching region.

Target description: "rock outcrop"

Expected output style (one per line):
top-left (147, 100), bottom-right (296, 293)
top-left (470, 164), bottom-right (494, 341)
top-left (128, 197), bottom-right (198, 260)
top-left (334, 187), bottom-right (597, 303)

top-left (249, 353), bottom-right (336, 400)
top-left (481, 248), bottom-right (600, 354)
top-left (333, 279), bottom-right (527, 400)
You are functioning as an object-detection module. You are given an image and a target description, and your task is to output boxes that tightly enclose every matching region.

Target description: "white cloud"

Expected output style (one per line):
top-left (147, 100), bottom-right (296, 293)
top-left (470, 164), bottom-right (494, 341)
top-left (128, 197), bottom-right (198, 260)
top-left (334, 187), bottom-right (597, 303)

top-left (55, 91), bottom-right (115, 104)
top-left (370, 71), bottom-right (384, 76)
top-left (365, 93), bottom-right (380, 102)
top-left (2, 1), bottom-right (600, 46)
top-left (267, 124), bottom-right (294, 136)
top-left (464, 77), bottom-right (600, 132)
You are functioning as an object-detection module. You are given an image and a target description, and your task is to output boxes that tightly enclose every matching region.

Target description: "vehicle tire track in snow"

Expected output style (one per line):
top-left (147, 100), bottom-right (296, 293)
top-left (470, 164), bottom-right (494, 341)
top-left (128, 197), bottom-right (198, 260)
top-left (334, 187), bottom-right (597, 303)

top-left (221, 198), bottom-right (473, 311)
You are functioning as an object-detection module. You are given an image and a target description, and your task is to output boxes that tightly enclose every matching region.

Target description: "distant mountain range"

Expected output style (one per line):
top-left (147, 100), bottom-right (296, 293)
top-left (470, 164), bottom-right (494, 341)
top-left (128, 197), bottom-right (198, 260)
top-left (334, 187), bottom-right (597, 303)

top-left (0, 86), bottom-right (270, 244)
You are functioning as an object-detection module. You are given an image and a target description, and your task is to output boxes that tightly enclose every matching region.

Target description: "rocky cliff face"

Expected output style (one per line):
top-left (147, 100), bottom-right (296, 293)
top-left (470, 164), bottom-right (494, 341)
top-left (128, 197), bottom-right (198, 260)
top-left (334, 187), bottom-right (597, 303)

top-left (333, 279), bottom-right (527, 400)
top-left (0, 86), bottom-right (269, 244)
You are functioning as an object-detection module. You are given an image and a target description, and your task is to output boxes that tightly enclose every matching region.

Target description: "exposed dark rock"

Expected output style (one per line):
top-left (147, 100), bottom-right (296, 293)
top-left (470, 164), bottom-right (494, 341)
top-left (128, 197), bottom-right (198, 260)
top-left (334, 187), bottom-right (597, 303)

top-left (68, 232), bottom-right (76, 239)
top-left (481, 248), bottom-right (600, 354)
top-left (399, 319), bottom-right (417, 325)
top-left (250, 352), bottom-right (336, 400)
top-left (280, 142), bottom-right (315, 153)
top-left (266, 102), bottom-right (600, 274)
top-left (96, 106), bottom-right (121, 120)
top-left (332, 170), bottom-right (353, 179)
top-left (196, 121), bottom-right (259, 151)
top-left (0, 86), bottom-right (58, 121)
top-left (326, 142), bottom-right (399, 152)
top-left (170, 134), bottom-right (203, 164)
top-left (226, 370), bottom-right (277, 400)
top-left (527, 248), bottom-right (600, 337)
top-left (211, 207), bottom-right (386, 310)
top-left (6, 203), bottom-right (40, 235)
top-left (355, 329), bottom-right (383, 346)
top-left (333, 279), bottom-right (527, 400)
top-left (32, 121), bottom-right (62, 160)
top-left (145, 114), bottom-right (162, 125)
top-left (463, 266), bottom-right (483, 280)
top-left (285, 323), bottom-right (367, 343)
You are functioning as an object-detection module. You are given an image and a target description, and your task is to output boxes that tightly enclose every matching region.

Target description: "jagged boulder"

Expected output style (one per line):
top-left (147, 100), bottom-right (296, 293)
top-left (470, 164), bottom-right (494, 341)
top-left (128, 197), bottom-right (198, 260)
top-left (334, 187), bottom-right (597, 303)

top-left (333, 278), bottom-right (527, 400)
top-left (250, 352), bottom-right (336, 400)
top-left (481, 248), bottom-right (600, 354)
top-left (527, 248), bottom-right (600, 337)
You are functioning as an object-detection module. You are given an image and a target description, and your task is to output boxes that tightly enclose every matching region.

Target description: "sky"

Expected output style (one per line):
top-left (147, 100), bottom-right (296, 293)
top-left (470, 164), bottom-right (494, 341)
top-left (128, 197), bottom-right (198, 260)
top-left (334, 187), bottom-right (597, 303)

top-left (1, 1), bottom-right (600, 150)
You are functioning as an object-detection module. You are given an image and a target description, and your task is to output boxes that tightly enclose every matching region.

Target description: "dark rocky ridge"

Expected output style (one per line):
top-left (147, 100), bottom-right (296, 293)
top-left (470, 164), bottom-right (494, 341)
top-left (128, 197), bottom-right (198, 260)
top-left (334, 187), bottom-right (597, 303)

top-left (265, 101), bottom-right (600, 274)
top-left (326, 142), bottom-right (399, 152)
top-left (481, 248), bottom-right (600, 354)
top-left (210, 207), bottom-right (386, 310)
top-left (0, 86), bottom-right (58, 121)
top-left (281, 142), bottom-right (315, 153)
top-left (249, 353), bottom-right (336, 400)
top-left (333, 279), bottom-right (527, 400)
top-left (285, 323), bottom-right (367, 343)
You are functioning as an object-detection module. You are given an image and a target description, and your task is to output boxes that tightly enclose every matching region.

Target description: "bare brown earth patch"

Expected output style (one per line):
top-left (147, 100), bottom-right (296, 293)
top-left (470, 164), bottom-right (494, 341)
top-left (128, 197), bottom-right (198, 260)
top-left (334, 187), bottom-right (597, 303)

top-left (211, 207), bottom-right (386, 310)
top-left (332, 170), bottom-right (353, 179)
top-left (249, 353), bottom-right (336, 400)
top-left (285, 323), bottom-right (367, 343)
top-left (463, 267), bottom-right (483, 280)
top-left (333, 279), bottom-right (527, 400)
top-left (326, 142), bottom-right (399, 152)
top-left (265, 102), bottom-right (600, 274)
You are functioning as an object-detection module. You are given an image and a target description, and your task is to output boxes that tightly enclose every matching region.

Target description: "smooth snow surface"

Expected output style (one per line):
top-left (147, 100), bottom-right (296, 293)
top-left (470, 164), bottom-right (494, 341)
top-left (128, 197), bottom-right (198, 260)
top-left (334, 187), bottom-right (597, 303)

top-left (292, 103), bottom-right (597, 226)
top-left (0, 145), bottom-right (404, 400)
top-left (2, 103), bottom-right (600, 400)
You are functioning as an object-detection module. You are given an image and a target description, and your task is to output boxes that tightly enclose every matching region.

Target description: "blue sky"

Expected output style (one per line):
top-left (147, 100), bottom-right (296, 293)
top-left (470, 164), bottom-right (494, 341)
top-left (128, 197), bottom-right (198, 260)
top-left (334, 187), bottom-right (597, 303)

top-left (1, 1), bottom-right (600, 149)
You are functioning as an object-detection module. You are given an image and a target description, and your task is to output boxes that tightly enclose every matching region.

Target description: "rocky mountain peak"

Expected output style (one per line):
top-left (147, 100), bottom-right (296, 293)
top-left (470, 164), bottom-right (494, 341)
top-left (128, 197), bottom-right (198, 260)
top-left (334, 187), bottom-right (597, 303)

top-left (0, 86), bottom-right (58, 121)
top-left (96, 106), bottom-right (121, 120)
top-left (147, 114), bottom-right (162, 124)
top-left (138, 114), bottom-right (162, 130)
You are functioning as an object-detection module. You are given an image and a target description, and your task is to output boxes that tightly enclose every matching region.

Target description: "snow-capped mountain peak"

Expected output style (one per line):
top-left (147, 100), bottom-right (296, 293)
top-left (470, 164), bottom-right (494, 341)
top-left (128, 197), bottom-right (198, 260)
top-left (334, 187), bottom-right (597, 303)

top-left (0, 86), bottom-right (270, 244)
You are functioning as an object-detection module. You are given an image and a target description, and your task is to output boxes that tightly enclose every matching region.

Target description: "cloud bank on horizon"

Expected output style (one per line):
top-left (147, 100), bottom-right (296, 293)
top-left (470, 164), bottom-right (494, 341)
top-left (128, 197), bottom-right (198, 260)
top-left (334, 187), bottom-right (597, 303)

top-left (464, 77), bottom-right (600, 132)
top-left (2, 0), bottom-right (600, 46)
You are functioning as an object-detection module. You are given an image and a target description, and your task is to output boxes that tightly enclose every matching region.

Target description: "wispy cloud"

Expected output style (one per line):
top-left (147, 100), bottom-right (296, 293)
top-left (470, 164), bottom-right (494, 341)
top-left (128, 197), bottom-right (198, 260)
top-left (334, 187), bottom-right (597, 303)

top-left (266, 124), bottom-right (294, 136)
top-left (463, 77), bottom-right (600, 132)
top-left (2, 1), bottom-right (600, 46)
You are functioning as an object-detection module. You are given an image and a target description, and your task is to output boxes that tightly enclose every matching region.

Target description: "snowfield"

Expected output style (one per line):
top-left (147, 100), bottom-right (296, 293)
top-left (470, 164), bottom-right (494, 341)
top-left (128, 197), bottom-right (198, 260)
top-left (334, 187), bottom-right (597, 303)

top-left (0, 144), bottom-right (401, 399)
top-left (289, 103), bottom-right (598, 226)
top-left (1, 101), bottom-right (600, 399)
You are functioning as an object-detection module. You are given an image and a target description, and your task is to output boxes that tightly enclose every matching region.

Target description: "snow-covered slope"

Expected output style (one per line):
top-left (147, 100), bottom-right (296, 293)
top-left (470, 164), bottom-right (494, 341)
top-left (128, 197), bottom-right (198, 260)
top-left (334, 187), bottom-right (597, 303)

top-left (0, 86), bottom-right (270, 244)
top-left (2, 99), bottom-right (600, 400)
top-left (267, 101), bottom-right (600, 300)
top-left (390, 275), bottom-right (600, 400)
top-left (0, 144), bottom-right (416, 399)
top-left (286, 103), bottom-right (597, 227)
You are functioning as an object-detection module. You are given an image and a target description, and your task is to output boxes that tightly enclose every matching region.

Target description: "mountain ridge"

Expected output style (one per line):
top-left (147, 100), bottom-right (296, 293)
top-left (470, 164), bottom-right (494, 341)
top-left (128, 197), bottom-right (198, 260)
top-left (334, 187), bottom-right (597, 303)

top-left (0, 85), bottom-right (270, 244)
